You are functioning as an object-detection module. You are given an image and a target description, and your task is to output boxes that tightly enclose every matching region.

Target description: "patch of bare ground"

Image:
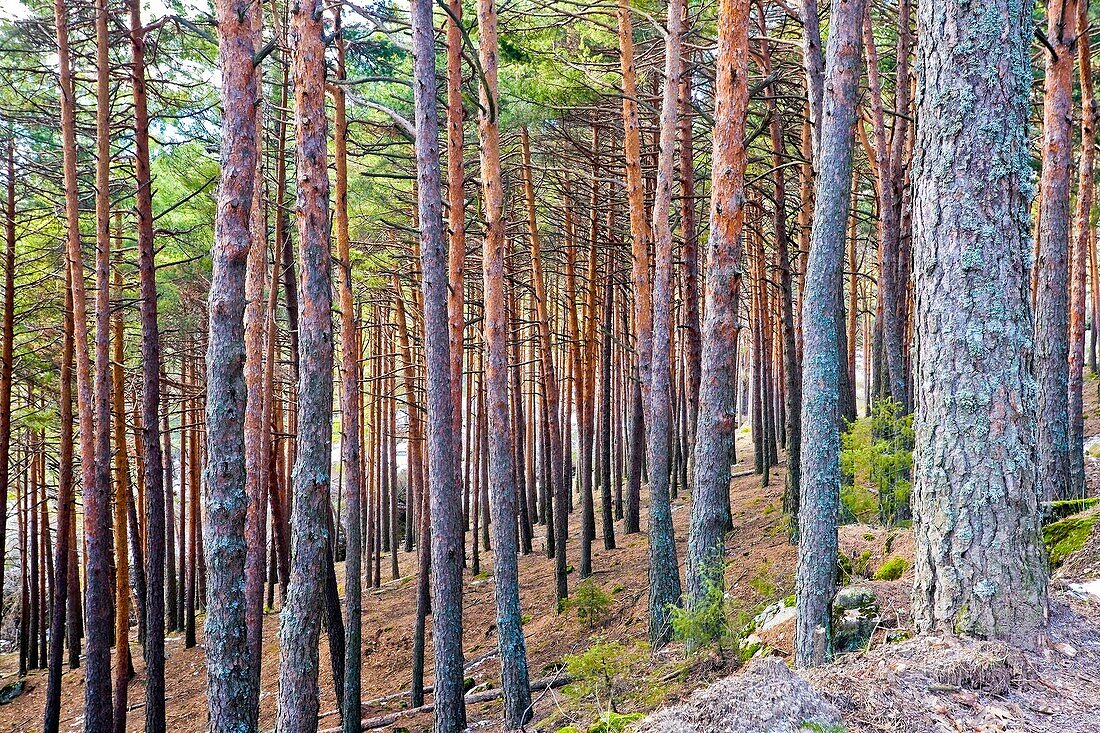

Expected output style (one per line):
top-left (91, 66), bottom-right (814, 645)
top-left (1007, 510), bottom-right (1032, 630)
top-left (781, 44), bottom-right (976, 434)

top-left (803, 597), bottom-right (1100, 733)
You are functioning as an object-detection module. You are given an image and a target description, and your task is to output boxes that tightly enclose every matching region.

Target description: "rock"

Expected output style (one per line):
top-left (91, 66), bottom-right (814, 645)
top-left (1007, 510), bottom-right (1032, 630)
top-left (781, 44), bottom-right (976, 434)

top-left (834, 585), bottom-right (876, 611)
top-left (832, 585), bottom-right (880, 654)
top-left (0, 679), bottom-right (24, 705)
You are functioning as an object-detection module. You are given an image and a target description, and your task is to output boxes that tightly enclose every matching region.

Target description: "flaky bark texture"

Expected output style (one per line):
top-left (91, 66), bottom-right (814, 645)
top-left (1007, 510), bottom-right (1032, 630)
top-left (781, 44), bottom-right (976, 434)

top-left (476, 0), bottom-right (533, 724)
top-left (687, 0), bottom-right (748, 609)
top-left (1069, 0), bottom-right (1093, 501)
top-left (243, 33), bottom-right (267, 728)
top-left (205, 0), bottom-right (260, 729)
top-left (84, 0), bottom-right (115, 726)
top-left (795, 0), bottom-right (865, 668)
top-left (332, 19), bottom-right (363, 733)
top-left (277, 1), bottom-right (334, 731)
top-left (910, 0), bottom-right (1048, 646)
top-left (617, 0), bottom-right (650, 535)
top-left (130, 0), bottom-right (167, 722)
top-left (409, 0), bottom-right (466, 727)
top-left (646, 0), bottom-right (686, 648)
top-left (1035, 0), bottom-right (1078, 502)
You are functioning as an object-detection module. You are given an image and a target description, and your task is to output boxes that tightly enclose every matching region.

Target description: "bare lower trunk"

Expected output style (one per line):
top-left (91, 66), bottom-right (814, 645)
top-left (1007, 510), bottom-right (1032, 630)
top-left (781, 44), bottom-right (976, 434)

top-left (1034, 0), bottom-right (1078, 502)
top-left (687, 0), bottom-right (748, 609)
top-left (910, 0), bottom-right (1048, 645)
top-left (409, 0), bottom-right (465, 726)
top-left (794, 0), bottom-right (865, 668)
top-left (276, 2), bottom-right (335, 730)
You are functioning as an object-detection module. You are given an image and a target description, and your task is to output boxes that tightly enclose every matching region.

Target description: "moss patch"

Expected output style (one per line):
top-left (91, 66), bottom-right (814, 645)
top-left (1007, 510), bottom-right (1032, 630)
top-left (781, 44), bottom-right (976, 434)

top-left (1043, 513), bottom-right (1098, 568)
top-left (873, 556), bottom-right (908, 581)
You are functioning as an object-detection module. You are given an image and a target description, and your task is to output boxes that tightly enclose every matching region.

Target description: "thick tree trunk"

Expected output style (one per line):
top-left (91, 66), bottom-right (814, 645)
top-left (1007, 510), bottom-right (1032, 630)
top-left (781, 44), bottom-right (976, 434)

top-left (646, 0), bottom-right (686, 647)
top-left (794, 0), bottom-right (865, 668)
top-left (77, 0), bottom-right (115, 725)
top-left (277, 0), bottom-right (335, 728)
top-left (204, 0), bottom-right (260, 727)
top-left (910, 0), bottom-right (1048, 646)
top-left (409, 0), bottom-right (466, 726)
top-left (1035, 0), bottom-right (1078, 502)
top-left (475, 0), bottom-right (533, 723)
top-left (687, 0), bottom-right (748, 609)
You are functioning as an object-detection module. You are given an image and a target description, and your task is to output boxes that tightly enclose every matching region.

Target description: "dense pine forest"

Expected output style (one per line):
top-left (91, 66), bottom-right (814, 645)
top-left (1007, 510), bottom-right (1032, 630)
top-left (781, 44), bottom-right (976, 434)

top-left (0, 0), bottom-right (1097, 730)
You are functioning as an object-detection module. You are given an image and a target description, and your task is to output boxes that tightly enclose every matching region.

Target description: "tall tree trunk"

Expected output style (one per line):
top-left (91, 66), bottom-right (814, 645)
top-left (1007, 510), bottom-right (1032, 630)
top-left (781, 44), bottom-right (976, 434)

top-left (794, 0), bottom-right (865, 668)
top-left (1035, 0), bottom-right (1078, 502)
top-left (758, 16), bottom-right (801, 537)
top-left (1069, 0), bottom-right (1093, 501)
top-left (679, 43), bottom-right (701, 464)
top-left (277, 0), bottom-right (334, 728)
top-left (646, 0), bottom-right (686, 647)
top-left (617, 0), bottom-right (650, 537)
top-left (409, 0), bottom-right (466, 725)
top-left (446, 0), bottom-right (466, 518)
top-left (521, 127), bottom-right (569, 604)
top-left (243, 27), bottom-right (269, 728)
top-left (475, 0), bottom-right (533, 722)
top-left (687, 0), bottom-right (748, 611)
top-left (205, 0), bottom-right (261, 726)
top-left (911, 0), bottom-right (1048, 646)
top-left (111, 260), bottom-right (131, 733)
top-left (78, 0), bottom-right (115, 725)
top-left (129, 2), bottom-right (163, 704)
top-left (44, 262), bottom-right (75, 733)
top-left (862, 6), bottom-right (909, 410)
top-left (332, 20), bottom-right (364, 731)
top-left (0, 139), bottom-right (13, 678)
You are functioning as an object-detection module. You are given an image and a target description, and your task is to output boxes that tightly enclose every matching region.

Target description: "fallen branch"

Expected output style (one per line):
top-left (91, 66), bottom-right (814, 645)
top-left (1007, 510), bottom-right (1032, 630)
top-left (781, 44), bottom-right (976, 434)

top-left (319, 673), bottom-right (571, 732)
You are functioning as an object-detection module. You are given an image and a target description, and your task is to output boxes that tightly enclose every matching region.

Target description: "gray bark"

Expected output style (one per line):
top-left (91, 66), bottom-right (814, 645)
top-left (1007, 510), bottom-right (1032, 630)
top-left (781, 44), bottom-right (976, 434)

top-left (794, 0), bottom-right (865, 668)
top-left (910, 0), bottom-right (1048, 646)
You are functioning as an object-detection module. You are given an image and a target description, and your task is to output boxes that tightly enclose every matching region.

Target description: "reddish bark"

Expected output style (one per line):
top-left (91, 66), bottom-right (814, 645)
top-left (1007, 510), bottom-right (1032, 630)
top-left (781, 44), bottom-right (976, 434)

top-left (205, 0), bottom-right (261, 725)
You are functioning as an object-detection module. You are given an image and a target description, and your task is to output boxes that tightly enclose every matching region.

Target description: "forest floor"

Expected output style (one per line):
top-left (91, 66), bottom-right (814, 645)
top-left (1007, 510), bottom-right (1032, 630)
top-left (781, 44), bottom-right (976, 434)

top-left (0, 396), bottom-right (1097, 732)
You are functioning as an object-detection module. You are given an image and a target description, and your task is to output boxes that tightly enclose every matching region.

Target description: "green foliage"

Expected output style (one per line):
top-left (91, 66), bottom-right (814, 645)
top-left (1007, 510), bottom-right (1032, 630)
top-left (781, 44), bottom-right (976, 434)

top-left (748, 561), bottom-right (777, 597)
top-left (669, 577), bottom-right (727, 650)
top-left (800, 723), bottom-right (847, 733)
top-left (840, 399), bottom-right (914, 525)
top-left (589, 711), bottom-right (644, 733)
top-left (563, 639), bottom-right (650, 713)
top-left (1044, 497), bottom-right (1100, 523)
top-left (564, 579), bottom-right (613, 626)
top-left (1043, 513), bottom-right (1098, 568)
top-left (873, 556), bottom-right (908, 581)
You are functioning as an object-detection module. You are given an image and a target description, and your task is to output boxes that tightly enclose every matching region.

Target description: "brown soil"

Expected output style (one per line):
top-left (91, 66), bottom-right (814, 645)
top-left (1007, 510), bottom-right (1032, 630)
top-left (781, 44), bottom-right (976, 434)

top-left (0, 435), bottom-right (797, 732)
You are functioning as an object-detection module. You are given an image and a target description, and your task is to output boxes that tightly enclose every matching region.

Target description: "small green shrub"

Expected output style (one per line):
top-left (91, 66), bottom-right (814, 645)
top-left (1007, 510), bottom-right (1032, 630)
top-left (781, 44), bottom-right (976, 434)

top-left (563, 639), bottom-right (650, 713)
top-left (589, 711), bottom-right (644, 733)
top-left (748, 562), bottom-right (777, 597)
top-left (670, 576), bottom-right (727, 651)
top-left (873, 556), bottom-right (908, 581)
top-left (564, 579), bottom-right (614, 626)
top-left (840, 398), bottom-right (913, 525)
